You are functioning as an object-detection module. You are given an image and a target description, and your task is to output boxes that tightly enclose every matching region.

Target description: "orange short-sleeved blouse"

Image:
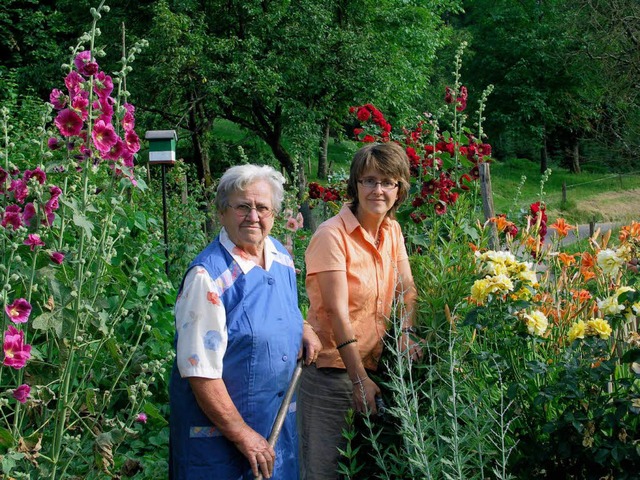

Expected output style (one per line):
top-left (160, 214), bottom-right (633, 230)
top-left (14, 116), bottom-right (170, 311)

top-left (305, 204), bottom-right (409, 371)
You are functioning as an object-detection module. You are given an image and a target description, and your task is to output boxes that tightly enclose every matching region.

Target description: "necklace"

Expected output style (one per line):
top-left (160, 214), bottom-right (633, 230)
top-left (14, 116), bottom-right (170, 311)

top-left (374, 230), bottom-right (381, 248)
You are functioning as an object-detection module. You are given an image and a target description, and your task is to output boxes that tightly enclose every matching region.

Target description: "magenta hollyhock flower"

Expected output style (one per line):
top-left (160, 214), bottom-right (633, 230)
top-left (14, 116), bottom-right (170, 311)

top-left (55, 109), bottom-right (83, 137)
top-left (41, 205), bottom-right (55, 227)
top-left (72, 94), bottom-right (90, 120)
top-left (3, 326), bottom-right (31, 369)
top-left (92, 120), bottom-right (118, 154)
top-left (104, 137), bottom-right (126, 161)
top-left (95, 96), bottom-right (115, 125)
top-left (74, 50), bottom-right (99, 77)
top-left (135, 412), bottom-right (148, 424)
top-left (48, 137), bottom-right (61, 150)
top-left (12, 384), bottom-right (31, 403)
top-left (9, 179), bottom-right (28, 204)
top-left (50, 251), bottom-right (65, 264)
top-left (24, 167), bottom-right (46, 185)
top-left (122, 111), bottom-right (135, 131)
top-left (93, 71), bottom-right (114, 98)
top-left (2, 204), bottom-right (23, 230)
top-left (22, 202), bottom-right (36, 226)
top-left (48, 185), bottom-right (62, 210)
top-left (121, 149), bottom-right (134, 168)
top-left (125, 130), bottom-right (140, 154)
top-left (123, 102), bottom-right (135, 115)
top-left (0, 167), bottom-right (7, 192)
top-left (64, 71), bottom-right (84, 97)
top-left (5, 298), bottom-right (32, 324)
top-left (24, 233), bottom-right (45, 251)
top-left (49, 89), bottom-right (67, 109)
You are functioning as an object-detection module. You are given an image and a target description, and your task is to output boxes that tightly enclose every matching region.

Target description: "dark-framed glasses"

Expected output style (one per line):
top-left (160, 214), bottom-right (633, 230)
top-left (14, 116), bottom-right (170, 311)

top-left (229, 203), bottom-right (274, 219)
top-left (358, 178), bottom-right (398, 191)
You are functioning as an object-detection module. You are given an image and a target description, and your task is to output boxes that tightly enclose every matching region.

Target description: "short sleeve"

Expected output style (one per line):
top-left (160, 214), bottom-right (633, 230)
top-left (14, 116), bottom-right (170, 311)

top-left (175, 267), bottom-right (227, 379)
top-left (305, 225), bottom-right (347, 274)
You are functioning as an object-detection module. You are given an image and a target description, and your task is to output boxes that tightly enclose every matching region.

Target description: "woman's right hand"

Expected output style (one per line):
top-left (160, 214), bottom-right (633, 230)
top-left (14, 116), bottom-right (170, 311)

top-left (351, 377), bottom-right (381, 415)
top-left (233, 425), bottom-right (276, 479)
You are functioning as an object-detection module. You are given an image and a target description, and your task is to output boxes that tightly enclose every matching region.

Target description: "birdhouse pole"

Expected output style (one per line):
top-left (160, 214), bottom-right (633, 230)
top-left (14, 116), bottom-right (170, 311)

top-left (145, 130), bottom-right (177, 276)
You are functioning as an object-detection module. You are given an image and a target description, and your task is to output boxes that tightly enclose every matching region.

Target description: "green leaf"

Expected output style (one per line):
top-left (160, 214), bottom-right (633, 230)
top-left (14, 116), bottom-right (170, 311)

top-left (143, 402), bottom-right (169, 426)
top-left (31, 311), bottom-right (63, 337)
top-left (73, 210), bottom-right (94, 238)
top-left (134, 211), bottom-right (147, 231)
top-left (621, 348), bottom-right (640, 364)
top-left (0, 427), bottom-right (15, 449)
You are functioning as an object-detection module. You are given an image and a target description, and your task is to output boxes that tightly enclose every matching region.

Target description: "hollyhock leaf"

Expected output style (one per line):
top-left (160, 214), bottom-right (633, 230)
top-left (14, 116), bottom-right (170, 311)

top-left (73, 211), bottom-right (94, 238)
top-left (31, 312), bottom-right (64, 338)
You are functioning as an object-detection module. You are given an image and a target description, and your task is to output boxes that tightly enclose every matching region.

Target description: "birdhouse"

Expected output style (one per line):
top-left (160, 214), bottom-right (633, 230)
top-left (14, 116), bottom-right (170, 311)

top-left (145, 130), bottom-right (177, 164)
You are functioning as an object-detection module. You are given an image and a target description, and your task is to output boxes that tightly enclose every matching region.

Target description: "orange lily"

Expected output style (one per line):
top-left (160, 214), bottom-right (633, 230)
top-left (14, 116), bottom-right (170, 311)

top-left (549, 218), bottom-right (575, 238)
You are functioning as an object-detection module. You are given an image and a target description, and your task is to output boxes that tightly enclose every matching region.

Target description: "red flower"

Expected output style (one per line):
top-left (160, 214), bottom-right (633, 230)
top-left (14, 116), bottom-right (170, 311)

top-left (2, 205), bottom-right (23, 230)
top-left (357, 107), bottom-right (371, 122)
top-left (54, 109), bottom-right (83, 137)
top-left (434, 201), bottom-right (447, 215)
top-left (362, 135), bottom-right (375, 143)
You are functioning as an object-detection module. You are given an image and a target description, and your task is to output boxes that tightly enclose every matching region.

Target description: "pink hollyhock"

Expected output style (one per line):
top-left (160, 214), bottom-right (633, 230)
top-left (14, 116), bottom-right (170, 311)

top-left (0, 167), bottom-right (7, 192)
top-left (93, 71), bottom-right (114, 98)
top-left (24, 233), bottom-right (45, 251)
top-left (74, 51), bottom-right (99, 76)
top-left (3, 326), bottom-right (31, 369)
top-left (22, 202), bottom-right (36, 226)
top-left (121, 149), bottom-right (134, 168)
top-left (49, 89), bottom-right (67, 109)
top-left (92, 120), bottom-right (118, 154)
top-left (64, 71), bottom-right (84, 97)
top-left (9, 179), bottom-right (28, 204)
top-left (135, 412), bottom-right (148, 424)
top-left (12, 384), bottom-right (31, 404)
top-left (103, 138), bottom-right (126, 161)
top-left (2, 205), bottom-right (23, 229)
top-left (445, 86), bottom-right (455, 104)
top-left (123, 103), bottom-right (135, 115)
top-left (24, 167), bottom-right (46, 185)
top-left (125, 130), bottom-right (140, 154)
top-left (122, 111), bottom-right (135, 131)
top-left (48, 137), bottom-right (61, 150)
top-left (55, 109), bottom-right (83, 137)
top-left (41, 205), bottom-right (55, 227)
top-left (72, 94), bottom-right (90, 120)
top-left (5, 298), bottom-right (32, 324)
top-left (50, 251), bottom-right (65, 265)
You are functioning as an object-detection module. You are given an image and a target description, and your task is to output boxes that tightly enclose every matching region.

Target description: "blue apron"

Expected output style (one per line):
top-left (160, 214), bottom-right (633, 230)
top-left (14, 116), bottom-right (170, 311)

top-left (170, 236), bottom-right (303, 479)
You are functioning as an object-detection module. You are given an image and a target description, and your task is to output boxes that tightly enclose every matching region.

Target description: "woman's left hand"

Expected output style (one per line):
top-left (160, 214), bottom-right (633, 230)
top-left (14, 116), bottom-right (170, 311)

top-left (300, 323), bottom-right (322, 365)
top-left (398, 331), bottom-right (424, 363)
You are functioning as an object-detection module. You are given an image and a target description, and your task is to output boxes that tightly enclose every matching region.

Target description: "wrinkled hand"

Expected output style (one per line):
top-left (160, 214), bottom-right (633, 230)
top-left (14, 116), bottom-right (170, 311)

top-left (352, 377), bottom-right (381, 415)
top-left (300, 323), bottom-right (323, 365)
top-left (233, 425), bottom-right (275, 479)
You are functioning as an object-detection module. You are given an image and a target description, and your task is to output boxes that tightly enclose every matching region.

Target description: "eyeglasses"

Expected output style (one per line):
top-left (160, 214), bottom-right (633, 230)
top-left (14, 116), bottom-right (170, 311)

top-left (229, 204), bottom-right (274, 219)
top-left (358, 178), bottom-right (399, 191)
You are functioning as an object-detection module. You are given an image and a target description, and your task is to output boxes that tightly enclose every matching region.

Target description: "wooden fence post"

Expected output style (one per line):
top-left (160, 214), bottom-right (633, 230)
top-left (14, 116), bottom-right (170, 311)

top-left (479, 163), bottom-right (499, 250)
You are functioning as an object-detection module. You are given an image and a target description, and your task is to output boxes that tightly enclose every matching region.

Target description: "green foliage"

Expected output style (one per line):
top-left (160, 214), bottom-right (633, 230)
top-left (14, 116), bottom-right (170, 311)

top-left (0, 5), bottom-right (174, 478)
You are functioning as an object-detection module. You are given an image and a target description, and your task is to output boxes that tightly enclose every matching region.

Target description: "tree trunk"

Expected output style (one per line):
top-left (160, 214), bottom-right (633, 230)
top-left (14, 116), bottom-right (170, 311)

top-left (317, 118), bottom-right (330, 179)
top-left (570, 138), bottom-right (581, 173)
top-left (540, 134), bottom-right (548, 174)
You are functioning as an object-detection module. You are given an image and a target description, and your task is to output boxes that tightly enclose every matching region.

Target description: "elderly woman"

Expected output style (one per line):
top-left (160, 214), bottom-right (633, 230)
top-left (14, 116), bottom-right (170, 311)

top-left (298, 142), bottom-right (420, 479)
top-left (170, 164), bottom-right (321, 479)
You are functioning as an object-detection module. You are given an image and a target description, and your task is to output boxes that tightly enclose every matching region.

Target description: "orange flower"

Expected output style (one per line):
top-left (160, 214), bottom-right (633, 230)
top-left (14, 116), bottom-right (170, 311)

top-left (549, 218), bottom-right (575, 238)
top-left (557, 252), bottom-right (576, 266)
top-left (581, 252), bottom-right (595, 269)
top-left (581, 268), bottom-right (596, 282)
top-left (619, 221), bottom-right (640, 242)
top-left (491, 215), bottom-right (515, 233)
top-left (571, 289), bottom-right (592, 302)
top-left (206, 291), bottom-right (221, 305)
top-left (469, 242), bottom-right (479, 252)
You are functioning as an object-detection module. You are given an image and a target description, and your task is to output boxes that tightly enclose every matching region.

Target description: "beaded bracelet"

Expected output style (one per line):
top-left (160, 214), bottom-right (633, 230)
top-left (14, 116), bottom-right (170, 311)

top-left (336, 338), bottom-right (357, 350)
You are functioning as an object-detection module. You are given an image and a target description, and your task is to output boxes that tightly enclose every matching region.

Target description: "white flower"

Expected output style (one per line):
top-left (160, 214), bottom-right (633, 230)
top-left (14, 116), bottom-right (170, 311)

top-left (523, 310), bottom-right (548, 336)
top-left (597, 249), bottom-right (624, 276)
top-left (597, 295), bottom-right (625, 316)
